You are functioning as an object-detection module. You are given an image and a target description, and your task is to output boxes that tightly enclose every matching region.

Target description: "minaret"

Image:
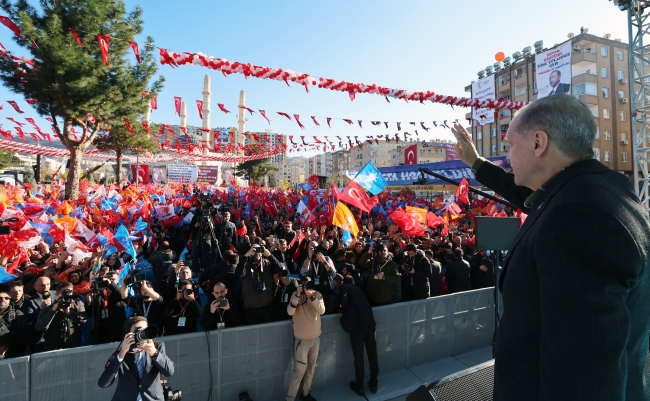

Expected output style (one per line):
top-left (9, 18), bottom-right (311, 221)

top-left (144, 103), bottom-right (151, 123)
top-left (179, 101), bottom-right (187, 128)
top-left (237, 90), bottom-right (246, 155)
top-left (202, 74), bottom-right (212, 166)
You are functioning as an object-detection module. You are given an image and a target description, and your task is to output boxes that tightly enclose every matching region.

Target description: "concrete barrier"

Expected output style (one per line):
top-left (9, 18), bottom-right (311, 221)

top-left (2, 288), bottom-right (494, 401)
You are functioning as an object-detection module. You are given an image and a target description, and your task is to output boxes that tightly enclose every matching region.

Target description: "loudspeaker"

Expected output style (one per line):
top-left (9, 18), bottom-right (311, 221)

top-left (475, 217), bottom-right (520, 251)
top-left (406, 360), bottom-right (494, 401)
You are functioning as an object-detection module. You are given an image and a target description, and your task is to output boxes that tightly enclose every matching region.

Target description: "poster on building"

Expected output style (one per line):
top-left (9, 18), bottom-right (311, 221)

top-left (197, 166), bottom-right (220, 185)
top-left (221, 168), bottom-right (234, 186)
top-left (151, 165), bottom-right (167, 185)
top-left (130, 165), bottom-right (150, 185)
top-left (445, 144), bottom-right (459, 161)
top-left (471, 75), bottom-right (496, 125)
top-left (535, 42), bottom-right (572, 99)
top-left (167, 164), bottom-right (198, 183)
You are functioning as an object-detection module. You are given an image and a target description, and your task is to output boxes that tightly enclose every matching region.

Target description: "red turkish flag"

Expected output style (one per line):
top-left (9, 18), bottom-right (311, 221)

top-left (339, 180), bottom-right (376, 213)
top-left (390, 210), bottom-right (425, 237)
top-left (7, 100), bottom-right (23, 113)
top-left (0, 16), bottom-right (22, 38)
top-left (448, 201), bottom-right (462, 218)
top-left (174, 96), bottom-right (182, 116)
top-left (128, 41), bottom-right (140, 63)
top-left (124, 119), bottom-right (134, 135)
top-left (151, 95), bottom-right (158, 110)
top-left (404, 144), bottom-right (418, 165)
top-left (455, 177), bottom-right (470, 205)
top-left (141, 122), bottom-right (151, 134)
top-left (427, 212), bottom-right (446, 228)
top-left (131, 164), bottom-right (150, 184)
top-left (97, 34), bottom-right (110, 66)
top-left (218, 104), bottom-right (231, 114)
top-left (67, 28), bottom-right (83, 46)
top-left (196, 100), bottom-right (203, 119)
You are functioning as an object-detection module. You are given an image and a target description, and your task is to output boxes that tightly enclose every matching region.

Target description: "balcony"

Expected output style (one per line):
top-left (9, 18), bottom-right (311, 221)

top-left (572, 71), bottom-right (598, 85)
top-left (572, 51), bottom-right (597, 67)
top-left (514, 73), bottom-right (527, 85)
top-left (575, 94), bottom-right (599, 105)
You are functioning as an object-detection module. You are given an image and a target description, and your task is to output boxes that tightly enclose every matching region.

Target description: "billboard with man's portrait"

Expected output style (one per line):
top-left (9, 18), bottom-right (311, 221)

top-left (535, 42), bottom-right (572, 99)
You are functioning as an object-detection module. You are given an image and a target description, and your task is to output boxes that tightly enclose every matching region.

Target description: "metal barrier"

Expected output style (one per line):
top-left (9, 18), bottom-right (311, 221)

top-left (0, 288), bottom-right (494, 401)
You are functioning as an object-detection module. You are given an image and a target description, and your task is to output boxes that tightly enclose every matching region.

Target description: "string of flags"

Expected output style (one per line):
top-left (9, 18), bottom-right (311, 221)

top-left (0, 15), bottom-right (528, 111)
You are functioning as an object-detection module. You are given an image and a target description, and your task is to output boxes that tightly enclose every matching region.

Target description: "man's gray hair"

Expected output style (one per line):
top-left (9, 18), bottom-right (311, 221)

top-left (515, 94), bottom-right (596, 158)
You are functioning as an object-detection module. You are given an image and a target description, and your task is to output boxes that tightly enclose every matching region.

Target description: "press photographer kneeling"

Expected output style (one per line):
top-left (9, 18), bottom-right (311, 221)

top-left (98, 316), bottom-right (176, 401)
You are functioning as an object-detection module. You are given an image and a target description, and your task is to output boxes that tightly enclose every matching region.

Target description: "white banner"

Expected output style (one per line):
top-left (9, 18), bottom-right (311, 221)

top-left (155, 205), bottom-right (175, 221)
top-left (472, 75), bottom-right (496, 125)
top-left (167, 164), bottom-right (198, 183)
top-left (535, 42), bottom-right (572, 99)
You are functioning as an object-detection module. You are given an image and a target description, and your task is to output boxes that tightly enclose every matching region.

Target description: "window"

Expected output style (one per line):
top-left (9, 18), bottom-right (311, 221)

top-left (491, 144), bottom-right (497, 153)
top-left (618, 71), bottom-right (625, 80)
top-left (604, 130), bottom-right (611, 140)
top-left (491, 128), bottom-right (497, 137)
top-left (622, 152), bottom-right (628, 162)
top-left (478, 147), bottom-right (483, 155)
top-left (381, 152), bottom-right (386, 156)
top-left (515, 65), bottom-right (527, 77)
top-left (573, 82), bottom-right (598, 96)
top-left (617, 50), bottom-right (624, 61)
top-left (604, 109), bottom-right (611, 119)
top-left (602, 88), bottom-right (609, 98)
top-left (595, 127), bottom-right (600, 139)
top-left (593, 148), bottom-right (600, 160)
top-left (620, 111), bottom-right (627, 121)
top-left (515, 84), bottom-right (528, 97)
top-left (476, 130), bottom-right (482, 140)
top-left (620, 132), bottom-right (628, 141)
top-left (601, 68), bottom-right (608, 78)
top-left (618, 90), bottom-right (625, 99)
top-left (605, 151), bottom-right (612, 161)
top-left (601, 46), bottom-right (609, 57)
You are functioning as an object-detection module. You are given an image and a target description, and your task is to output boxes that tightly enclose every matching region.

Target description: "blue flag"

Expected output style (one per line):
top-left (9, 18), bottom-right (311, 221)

top-left (131, 217), bottom-right (148, 235)
top-left (0, 268), bottom-right (17, 285)
top-left (342, 230), bottom-right (353, 246)
top-left (354, 161), bottom-right (387, 195)
top-left (115, 224), bottom-right (137, 260)
top-left (117, 262), bottom-right (133, 284)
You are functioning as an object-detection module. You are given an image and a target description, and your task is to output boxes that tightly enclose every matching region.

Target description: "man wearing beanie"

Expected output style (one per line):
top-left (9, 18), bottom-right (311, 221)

top-left (285, 277), bottom-right (325, 401)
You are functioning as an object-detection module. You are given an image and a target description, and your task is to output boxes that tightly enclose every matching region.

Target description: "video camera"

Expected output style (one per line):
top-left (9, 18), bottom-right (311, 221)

top-left (58, 289), bottom-right (75, 309)
top-left (125, 271), bottom-right (147, 285)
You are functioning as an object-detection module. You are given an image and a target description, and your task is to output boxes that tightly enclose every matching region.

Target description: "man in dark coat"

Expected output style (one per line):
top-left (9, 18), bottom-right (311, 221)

top-left (402, 245), bottom-right (432, 299)
top-left (451, 94), bottom-right (650, 401)
top-left (335, 275), bottom-right (379, 395)
top-left (445, 249), bottom-right (471, 293)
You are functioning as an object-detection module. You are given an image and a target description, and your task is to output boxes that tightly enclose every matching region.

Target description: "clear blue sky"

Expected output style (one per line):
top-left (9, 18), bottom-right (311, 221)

top-left (0, 0), bottom-right (629, 156)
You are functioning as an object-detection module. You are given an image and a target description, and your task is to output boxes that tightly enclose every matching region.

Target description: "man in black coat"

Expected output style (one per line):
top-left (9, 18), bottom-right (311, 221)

top-left (445, 249), bottom-right (471, 293)
top-left (451, 94), bottom-right (650, 401)
top-left (335, 275), bottom-right (379, 395)
top-left (201, 282), bottom-right (240, 330)
top-left (402, 245), bottom-right (432, 299)
top-left (424, 250), bottom-right (442, 297)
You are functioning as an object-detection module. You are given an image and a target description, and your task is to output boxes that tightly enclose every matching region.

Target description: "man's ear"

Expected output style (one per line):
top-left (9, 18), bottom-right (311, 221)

top-left (532, 130), bottom-right (550, 157)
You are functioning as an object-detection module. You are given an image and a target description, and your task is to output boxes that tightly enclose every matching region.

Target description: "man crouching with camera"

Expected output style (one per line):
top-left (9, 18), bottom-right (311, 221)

top-left (286, 277), bottom-right (325, 401)
top-left (98, 316), bottom-right (175, 401)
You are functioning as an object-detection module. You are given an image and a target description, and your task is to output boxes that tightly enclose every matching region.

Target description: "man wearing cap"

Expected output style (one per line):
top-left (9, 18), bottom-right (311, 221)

top-left (286, 277), bottom-right (325, 401)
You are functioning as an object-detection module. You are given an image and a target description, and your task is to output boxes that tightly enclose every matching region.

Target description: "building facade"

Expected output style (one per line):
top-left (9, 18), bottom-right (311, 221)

top-left (388, 139), bottom-right (450, 166)
top-left (349, 141), bottom-right (400, 169)
top-left (466, 32), bottom-right (633, 177)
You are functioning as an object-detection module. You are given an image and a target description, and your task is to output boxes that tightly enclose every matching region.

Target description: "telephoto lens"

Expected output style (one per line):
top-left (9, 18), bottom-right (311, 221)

top-left (182, 288), bottom-right (193, 296)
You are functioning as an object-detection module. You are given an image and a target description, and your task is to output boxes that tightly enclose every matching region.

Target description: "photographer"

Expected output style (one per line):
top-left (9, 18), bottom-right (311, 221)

top-left (402, 244), bottom-right (432, 300)
top-left (121, 277), bottom-right (166, 337)
top-left (271, 269), bottom-right (299, 321)
top-left (0, 289), bottom-right (27, 359)
top-left (166, 265), bottom-right (200, 304)
top-left (271, 239), bottom-right (297, 275)
top-left (299, 241), bottom-right (338, 314)
top-left (201, 282), bottom-right (240, 330)
top-left (86, 272), bottom-right (127, 344)
top-left (164, 280), bottom-right (202, 335)
top-left (148, 241), bottom-right (175, 280)
top-left (215, 211), bottom-right (236, 253)
top-left (35, 282), bottom-right (88, 351)
top-left (286, 277), bottom-right (325, 401)
top-left (22, 276), bottom-right (54, 353)
top-left (98, 316), bottom-right (175, 401)
top-left (236, 244), bottom-right (283, 325)
top-left (360, 244), bottom-right (400, 305)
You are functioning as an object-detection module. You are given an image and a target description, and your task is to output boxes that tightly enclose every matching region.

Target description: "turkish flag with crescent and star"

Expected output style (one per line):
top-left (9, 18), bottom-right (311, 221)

top-left (174, 96), bottom-right (182, 116)
top-left (404, 144), bottom-right (418, 165)
top-left (339, 180), bottom-right (378, 213)
top-left (455, 177), bottom-right (470, 205)
top-left (196, 100), bottom-right (203, 119)
top-left (390, 209), bottom-right (425, 237)
top-left (130, 164), bottom-right (150, 184)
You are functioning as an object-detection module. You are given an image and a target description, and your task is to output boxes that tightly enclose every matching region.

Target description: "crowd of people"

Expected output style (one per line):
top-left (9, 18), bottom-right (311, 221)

top-left (0, 179), bottom-right (503, 360)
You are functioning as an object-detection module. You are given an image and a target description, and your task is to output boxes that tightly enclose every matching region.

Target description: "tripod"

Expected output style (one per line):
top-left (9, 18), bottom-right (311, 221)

top-left (192, 214), bottom-right (223, 274)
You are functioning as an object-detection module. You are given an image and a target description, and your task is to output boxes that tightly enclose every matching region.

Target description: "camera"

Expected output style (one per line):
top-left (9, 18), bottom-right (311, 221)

top-left (301, 279), bottom-right (314, 291)
top-left (93, 279), bottom-right (109, 291)
top-left (181, 288), bottom-right (193, 296)
top-left (215, 299), bottom-right (228, 307)
top-left (127, 272), bottom-right (147, 284)
top-left (58, 289), bottom-right (74, 309)
top-left (164, 387), bottom-right (182, 401)
top-left (254, 246), bottom-right (265, 253)
top-left (132, 326), bottom-right (158, 345)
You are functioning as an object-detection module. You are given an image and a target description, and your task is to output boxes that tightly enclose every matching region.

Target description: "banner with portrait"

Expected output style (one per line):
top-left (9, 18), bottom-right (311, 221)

top-left (130, 165), bottom-right (150, 184)
top-left (150, 165), bottom-right (167, 185)
top-left (535, 42), bottom-right (572, 99)
top-left (471, 75), bottom-right (496, 125)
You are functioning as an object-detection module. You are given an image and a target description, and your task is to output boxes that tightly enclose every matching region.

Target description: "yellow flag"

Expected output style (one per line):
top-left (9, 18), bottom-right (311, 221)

top-left (405, 206), bottom-right (427, 224)
top-left (53, 215), bottom-right (77, 234)
top-left (332, 201), bottom-right (359, 238)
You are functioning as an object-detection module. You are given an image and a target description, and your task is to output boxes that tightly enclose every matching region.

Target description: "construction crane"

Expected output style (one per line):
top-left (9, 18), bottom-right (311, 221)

top-left (612, 0), bottom-right (650, 211)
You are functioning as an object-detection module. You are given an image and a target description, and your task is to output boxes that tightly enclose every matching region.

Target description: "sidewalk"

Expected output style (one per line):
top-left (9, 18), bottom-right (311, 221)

top-left (309, 346), bottom-right (493, 401)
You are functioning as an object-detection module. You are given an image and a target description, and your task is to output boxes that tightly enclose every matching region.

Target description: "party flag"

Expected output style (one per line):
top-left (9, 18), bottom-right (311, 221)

top-left (332, 202), bottom-right (359, 238)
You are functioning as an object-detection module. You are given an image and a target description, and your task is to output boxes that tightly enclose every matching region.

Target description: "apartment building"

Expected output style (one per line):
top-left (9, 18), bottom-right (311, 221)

top-left (387, 139), bottom-right (450, 166)
top-left (349, 141), bottom-right (400, 169)
top-left (465, 32), bottom-right (633, 178)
